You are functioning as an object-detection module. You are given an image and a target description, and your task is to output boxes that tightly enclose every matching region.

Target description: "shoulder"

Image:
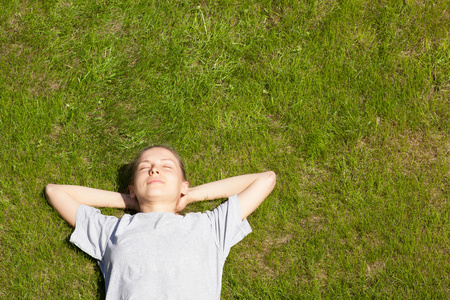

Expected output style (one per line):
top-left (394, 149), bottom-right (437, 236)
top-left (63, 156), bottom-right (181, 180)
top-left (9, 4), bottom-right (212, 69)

top-left (74, 205), bottom-right (122, 231)
top-left (206, 195), bottom-right (241, 217)
top-left (205, 195), bottom-right (250, 231)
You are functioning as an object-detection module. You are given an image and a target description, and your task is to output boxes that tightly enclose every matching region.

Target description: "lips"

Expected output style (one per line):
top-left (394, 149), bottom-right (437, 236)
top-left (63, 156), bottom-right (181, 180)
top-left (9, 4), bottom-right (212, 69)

top-left (147, 179), bottom-right (164, 185)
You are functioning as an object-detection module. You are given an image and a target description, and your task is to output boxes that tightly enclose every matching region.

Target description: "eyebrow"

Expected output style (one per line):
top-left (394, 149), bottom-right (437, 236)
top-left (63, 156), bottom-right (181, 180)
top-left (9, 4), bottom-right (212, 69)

top-left (138, 159), bottom-right (176, 165)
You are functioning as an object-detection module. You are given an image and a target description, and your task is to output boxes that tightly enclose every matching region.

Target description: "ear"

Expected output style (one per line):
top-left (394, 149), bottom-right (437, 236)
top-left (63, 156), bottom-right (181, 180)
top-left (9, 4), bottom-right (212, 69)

top-left (129, 185), bottom-right (136, 199)
top-left (180, 181), bottom-right (189, 196)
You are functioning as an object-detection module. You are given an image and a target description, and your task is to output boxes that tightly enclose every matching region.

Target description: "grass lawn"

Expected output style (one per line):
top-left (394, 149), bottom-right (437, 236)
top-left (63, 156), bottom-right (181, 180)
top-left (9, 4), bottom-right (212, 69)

top-left (1, 0), bottom-right (449, 298)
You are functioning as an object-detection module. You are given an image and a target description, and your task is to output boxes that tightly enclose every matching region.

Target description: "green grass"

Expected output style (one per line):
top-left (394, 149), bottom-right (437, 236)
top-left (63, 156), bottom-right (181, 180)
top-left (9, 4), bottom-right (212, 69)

top-left (1, 0), bottom-right (449, 298)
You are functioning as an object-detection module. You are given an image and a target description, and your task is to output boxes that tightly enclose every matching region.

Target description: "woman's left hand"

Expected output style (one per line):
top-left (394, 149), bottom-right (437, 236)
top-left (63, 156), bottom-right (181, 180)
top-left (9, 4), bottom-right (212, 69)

top-left (175, 192), bottom-right (190, 212)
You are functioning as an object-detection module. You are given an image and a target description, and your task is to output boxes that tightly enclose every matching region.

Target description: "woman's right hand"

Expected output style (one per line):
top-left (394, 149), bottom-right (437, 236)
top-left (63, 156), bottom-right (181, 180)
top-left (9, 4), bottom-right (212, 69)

top-left (123, 193), bottom-right (141, 212)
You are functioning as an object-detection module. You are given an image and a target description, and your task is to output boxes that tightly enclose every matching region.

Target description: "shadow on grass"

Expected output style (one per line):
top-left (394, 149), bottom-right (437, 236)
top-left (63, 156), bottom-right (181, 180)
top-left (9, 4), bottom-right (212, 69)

top-left (116, 162), bottom-right (133, 195)
top-left (117, 162), bottom-right (140, 215)
top-left (63, 237), bottom-right (107, 299)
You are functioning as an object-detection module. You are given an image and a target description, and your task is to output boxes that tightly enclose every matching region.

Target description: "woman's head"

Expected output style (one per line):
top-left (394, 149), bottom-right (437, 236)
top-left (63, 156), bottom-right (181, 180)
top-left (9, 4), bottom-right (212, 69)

top-left (130, 145), bottom-right (186, 185)
top-left (128, 146), bottom-right (188, 209)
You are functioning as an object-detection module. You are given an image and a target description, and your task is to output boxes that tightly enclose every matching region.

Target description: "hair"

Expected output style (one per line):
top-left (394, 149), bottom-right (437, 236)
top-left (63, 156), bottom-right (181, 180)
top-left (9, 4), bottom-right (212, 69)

top-left (129, 145), bottom-right (187, 186)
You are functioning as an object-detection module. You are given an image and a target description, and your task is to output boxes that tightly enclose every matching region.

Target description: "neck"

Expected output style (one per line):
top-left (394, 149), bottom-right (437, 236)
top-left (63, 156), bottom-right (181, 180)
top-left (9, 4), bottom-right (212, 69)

top-left (138, 200), bottom-right (177, 213)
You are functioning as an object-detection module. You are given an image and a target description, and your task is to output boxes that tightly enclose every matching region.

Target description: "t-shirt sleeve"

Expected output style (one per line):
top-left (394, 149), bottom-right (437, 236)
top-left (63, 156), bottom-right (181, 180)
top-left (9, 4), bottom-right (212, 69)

top-left (69, 205), bottom-right (119, 260)
top-left (206, 194), bottom-right (252, 257)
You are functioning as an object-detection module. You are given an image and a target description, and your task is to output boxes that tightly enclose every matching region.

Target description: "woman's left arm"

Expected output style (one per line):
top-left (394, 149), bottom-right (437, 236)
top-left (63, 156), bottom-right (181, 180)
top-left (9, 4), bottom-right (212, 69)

top-left (182, 171), bottom-right (276, 220)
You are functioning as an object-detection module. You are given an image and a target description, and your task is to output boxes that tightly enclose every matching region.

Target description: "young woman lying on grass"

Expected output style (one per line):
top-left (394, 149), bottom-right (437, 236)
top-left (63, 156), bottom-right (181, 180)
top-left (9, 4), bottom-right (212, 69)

top-left (46, 146), bottom-right (276, 299)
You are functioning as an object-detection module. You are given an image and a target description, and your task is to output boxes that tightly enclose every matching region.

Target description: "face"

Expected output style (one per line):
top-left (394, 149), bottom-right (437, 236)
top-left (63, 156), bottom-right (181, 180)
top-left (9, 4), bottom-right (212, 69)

top-left (129, 147), bottom-right (189, 206)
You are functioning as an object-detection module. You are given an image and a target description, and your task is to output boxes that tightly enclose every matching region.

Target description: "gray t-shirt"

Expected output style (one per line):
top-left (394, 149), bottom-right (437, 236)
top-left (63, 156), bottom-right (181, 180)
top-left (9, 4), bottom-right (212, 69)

top-left (70, 195), bottom-right (252, 299)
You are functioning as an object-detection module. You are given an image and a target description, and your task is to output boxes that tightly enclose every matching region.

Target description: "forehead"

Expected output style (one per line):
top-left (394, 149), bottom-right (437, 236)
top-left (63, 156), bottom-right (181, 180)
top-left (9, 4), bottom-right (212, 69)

top-left (138, 147), bottom-right (179, 164)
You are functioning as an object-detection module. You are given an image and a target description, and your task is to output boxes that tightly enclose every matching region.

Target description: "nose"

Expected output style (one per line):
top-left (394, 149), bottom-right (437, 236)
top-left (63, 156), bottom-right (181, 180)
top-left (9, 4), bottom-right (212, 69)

top-left (149, 167), bottom-right (160, 175)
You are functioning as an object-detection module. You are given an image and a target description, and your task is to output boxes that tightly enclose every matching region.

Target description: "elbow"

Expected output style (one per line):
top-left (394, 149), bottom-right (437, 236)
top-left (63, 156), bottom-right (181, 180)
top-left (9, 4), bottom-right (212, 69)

top-left (45, 183), bottom-right (55, 194)
top-left (266, 171), bottom-right (277, 190)
top-left (45, 184), bottom-right (57, 203)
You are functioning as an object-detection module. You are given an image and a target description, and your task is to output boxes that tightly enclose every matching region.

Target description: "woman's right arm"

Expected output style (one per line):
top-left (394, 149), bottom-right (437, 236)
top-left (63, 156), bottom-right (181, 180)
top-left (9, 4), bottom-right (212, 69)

top-left (45, 184), bottom-right (138, 227)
